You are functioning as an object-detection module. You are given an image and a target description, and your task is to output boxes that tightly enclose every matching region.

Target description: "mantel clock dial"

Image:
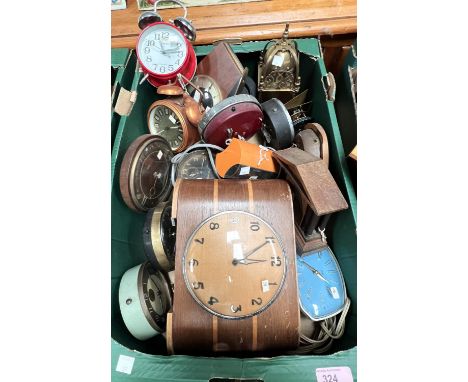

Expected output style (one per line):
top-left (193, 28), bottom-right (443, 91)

top-left (167, 179), bottom-right (299, 354)
top-left (183, 211), bottom-right (286, 319)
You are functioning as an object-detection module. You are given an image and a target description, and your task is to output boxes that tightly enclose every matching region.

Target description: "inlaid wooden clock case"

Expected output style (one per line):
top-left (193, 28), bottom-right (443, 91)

top-left (167, 179), bottom-right (300, 355)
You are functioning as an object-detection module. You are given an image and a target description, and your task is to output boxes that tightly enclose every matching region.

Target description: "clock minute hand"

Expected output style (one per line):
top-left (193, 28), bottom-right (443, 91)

top-left (231, 241), bottom-right (269, 266)
top-left (242, 241), bottom-right (269, 260)
top-left (300, 260), bottom-right (329, 283)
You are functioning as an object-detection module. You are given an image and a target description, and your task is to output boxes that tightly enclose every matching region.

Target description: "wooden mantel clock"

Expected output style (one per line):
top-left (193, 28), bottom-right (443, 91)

top-left (167, 179), bottom-right (300, 354)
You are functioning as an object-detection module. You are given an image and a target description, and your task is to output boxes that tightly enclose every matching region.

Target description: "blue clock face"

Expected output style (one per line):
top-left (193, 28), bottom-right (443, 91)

top-left (296, 246), bottom-right (346, 321)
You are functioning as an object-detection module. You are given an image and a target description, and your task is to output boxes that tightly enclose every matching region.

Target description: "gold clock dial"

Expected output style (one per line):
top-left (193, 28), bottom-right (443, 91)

top-left (183, 211), bottom-right (286, 319)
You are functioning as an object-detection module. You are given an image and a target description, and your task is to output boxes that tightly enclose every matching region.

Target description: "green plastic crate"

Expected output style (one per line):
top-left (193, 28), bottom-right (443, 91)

top-left (111, 38), bottom-right (357, 381)
top-left (111, 48), bottom-right (137, 149)
top-left (335, 42), bottom-right (357, 193)
top-left (334, 43), bottom-right (357, 157)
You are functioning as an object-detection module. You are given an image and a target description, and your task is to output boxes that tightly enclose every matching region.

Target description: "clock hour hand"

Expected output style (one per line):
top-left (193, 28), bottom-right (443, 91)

top-left (300, 260), bottom-right (329, 283)
top-left (232, 258), bottom-right (267, 265)
top-left (232, 241), bottom-right (270, 266)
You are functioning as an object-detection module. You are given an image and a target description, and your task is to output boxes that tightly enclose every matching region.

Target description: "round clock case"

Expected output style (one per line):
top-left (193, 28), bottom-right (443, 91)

top-left (147, 98), bottom-right (200, 153)
top-left (260, 98), bottom-right (294, 149)
top-left (143, 201), bottom-right (177, 272)
top-left (119, 134), bottom-right (173, 213)
top-left (119, 262), bottom-right (172, 341)
top-left (136, 21), bottom-right (197, 88)
top-left (296, 246), bottom-right (347, 321)
top-left (198, 94), bottom-right (263, 148)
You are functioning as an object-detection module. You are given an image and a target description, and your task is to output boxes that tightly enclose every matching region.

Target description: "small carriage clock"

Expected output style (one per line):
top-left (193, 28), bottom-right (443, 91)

top-left (257, 24), bottom-right (301, 103)
top-left (136, 0), bottom-right (197, 88)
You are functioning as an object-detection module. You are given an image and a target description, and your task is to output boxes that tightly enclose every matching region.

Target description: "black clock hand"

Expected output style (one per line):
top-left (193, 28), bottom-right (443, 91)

top-left (232, 241), bottom-right (270, 266)
top-left (148, 174), bottom-right (161, 197)
top-left (300, 260), bottom-right (329, 283)
top-left (243, 241), bottom-right (269, 260)
top-left (232, 258), bottom-right (267, 266)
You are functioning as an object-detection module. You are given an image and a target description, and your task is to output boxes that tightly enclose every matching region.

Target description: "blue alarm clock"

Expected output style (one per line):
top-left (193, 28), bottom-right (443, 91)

top-left (296, 246), bottom-right (347, 321)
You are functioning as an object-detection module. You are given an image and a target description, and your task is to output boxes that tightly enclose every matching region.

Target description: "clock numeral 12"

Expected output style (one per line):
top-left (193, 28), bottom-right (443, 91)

top-left (271, 256), bottom-right (282, 266)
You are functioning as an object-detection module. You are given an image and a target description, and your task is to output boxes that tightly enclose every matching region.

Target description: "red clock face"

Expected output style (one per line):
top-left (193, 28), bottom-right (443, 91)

top-left (200, 95), bottom-right (263, 148)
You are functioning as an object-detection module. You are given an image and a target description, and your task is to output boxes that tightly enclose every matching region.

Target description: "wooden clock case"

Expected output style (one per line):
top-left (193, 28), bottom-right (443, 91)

top-left (272, 147), bottom-right (348, 253)
top-left (167, 179), bottom-right (300, 355)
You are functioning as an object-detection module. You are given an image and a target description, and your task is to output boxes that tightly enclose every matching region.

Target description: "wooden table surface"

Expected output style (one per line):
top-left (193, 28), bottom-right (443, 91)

top-left (112, 0), bottom-right (357, 48)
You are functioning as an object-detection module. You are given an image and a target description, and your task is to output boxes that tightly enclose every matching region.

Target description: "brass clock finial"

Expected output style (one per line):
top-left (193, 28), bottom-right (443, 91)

top-left (283, 23), bottom-right (290, 40)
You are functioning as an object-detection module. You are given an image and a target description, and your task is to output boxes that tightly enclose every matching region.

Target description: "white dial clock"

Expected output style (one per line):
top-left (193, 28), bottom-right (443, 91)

top-left (136, 22), bottom-right (197, 88)
top-left (138, 24), bottom-right (188, 76)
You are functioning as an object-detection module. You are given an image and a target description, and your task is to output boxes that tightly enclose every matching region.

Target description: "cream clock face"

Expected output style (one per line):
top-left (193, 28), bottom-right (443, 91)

top-left (183, 211), bottom-right (286, 319)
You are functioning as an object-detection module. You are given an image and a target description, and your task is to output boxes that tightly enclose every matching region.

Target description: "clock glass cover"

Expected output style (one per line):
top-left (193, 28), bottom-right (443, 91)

top-left (137, 23), bottom-right (188, 76)
top-left (129, 136), bottom-right (173, 211)
top-left (296, 246), bottom-right (346, 321)
top-left (183, 211), bottom-right (286, 319)
top-left (148, 104), bottom-right (184, 151)
top-left (187, 75), bottom-right (222, 107)
top-left (176, 150), bottom-right (216, 180)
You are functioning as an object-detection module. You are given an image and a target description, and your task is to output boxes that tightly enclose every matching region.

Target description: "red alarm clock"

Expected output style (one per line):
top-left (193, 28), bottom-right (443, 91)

top-left (198, 94), bottom-right (263, 148)
top-left (136, 0), bottom-right (197, 88)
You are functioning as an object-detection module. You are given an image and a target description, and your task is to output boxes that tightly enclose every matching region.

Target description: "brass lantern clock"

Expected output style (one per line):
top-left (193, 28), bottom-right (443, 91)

top-left (257, 24), bottom-right (301, 103)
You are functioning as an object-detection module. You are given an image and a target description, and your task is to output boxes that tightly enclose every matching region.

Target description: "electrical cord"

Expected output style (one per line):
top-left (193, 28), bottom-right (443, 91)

top-left (287, 297), bottom-right (351, 355)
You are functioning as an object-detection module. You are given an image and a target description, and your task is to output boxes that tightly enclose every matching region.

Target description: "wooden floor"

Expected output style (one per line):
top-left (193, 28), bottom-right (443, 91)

top-left (112, 0), bottom-right (357, 48)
